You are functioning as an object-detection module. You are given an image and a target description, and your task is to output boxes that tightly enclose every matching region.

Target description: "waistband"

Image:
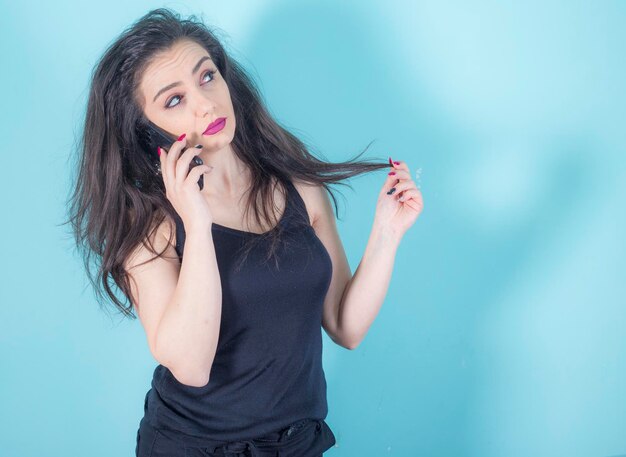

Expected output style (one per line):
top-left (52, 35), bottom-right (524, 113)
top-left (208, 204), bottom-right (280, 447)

top-left (141, 417), bottom-right (323, 455)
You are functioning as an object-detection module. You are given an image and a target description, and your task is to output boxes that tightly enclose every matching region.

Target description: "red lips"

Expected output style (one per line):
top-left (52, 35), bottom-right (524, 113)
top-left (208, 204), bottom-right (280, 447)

top-left (203, 117), bottom-right (226, 135)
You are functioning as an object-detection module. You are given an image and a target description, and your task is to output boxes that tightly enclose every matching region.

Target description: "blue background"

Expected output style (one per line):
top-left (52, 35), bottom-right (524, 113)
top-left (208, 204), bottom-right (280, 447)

top-left (1, 1), bottom-right (625, 456)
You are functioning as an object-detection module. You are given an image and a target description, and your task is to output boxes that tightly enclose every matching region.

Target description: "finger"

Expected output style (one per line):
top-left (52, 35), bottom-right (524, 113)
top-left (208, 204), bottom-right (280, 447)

top-left (184, 164), bottom-right (213, 188)
top-left (386, 179), bottom-right (417, 196)
top-left (176, 146), bottom-right (204, 186)
top-left (396, 187), bottom-right (421, 203)
top-left (385, 169), bottom-right (410, 194)
top-left (390, 159), bottom-right (410, 172)
top-left (158, 145), bottom-right (167, 178)
top-left (396, 189), bottom-right (423, 213)
top-left (166, 133), bottom-right (188, 182)
top-left (387, 169), bottom-right (411, 181)
top-left (404, 198), bottom-right (422, 212)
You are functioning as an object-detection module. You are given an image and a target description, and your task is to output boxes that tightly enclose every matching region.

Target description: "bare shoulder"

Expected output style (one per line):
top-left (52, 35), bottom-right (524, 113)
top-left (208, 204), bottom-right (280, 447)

top-left (123, 212), bottom-right (180, 322)
top-left (126, 208), bottom-right (177, 245)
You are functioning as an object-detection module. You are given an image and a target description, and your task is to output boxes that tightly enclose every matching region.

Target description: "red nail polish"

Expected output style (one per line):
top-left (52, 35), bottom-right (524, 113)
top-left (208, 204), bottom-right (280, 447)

top-left (177, 133), bottom-right (186, 142)
top-left (388, 171), bottom-right (396, 175)
top-left (157, 147), bottom-right (161, 157)
top-left (394, 161), bottom-right (400, 165)
top-left (388, 157), bottom-right (394, 167)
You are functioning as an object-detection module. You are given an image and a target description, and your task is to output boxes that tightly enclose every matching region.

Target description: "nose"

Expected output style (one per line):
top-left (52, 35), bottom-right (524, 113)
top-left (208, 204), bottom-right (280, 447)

top-left (191, 86), bottom-right (217, 118)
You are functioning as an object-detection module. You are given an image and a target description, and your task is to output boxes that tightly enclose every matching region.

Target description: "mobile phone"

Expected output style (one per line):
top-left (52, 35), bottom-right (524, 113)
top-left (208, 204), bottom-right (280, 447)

top-left (135, 119), bottom-right (204, 190)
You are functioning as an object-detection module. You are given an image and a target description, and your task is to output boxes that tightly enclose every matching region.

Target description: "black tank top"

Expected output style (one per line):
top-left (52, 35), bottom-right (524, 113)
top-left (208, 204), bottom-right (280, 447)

top-left (141, 179), bottom-right (333, 441)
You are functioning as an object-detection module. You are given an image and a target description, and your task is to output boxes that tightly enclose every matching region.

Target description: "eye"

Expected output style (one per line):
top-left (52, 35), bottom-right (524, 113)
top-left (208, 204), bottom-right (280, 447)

top-left (164, 69), bottom-right (217, 109)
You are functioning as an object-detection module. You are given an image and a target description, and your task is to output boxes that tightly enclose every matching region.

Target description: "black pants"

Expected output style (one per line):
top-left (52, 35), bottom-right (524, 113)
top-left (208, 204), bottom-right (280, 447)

top-left (136, 417), bottom-right (336, 457)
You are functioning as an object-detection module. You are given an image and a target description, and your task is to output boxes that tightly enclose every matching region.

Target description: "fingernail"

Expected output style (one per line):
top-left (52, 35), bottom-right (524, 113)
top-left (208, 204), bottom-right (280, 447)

top-left (157, 147), bottom-right (162, 157)
top-left (388, 171), bottom-right (396, 176)
top-left (394, 161), bottom-right (400, 165)
top-left (388, 157), bottom-right (394, 167)
top-left (387, 187), bottom-right (396, 195)
top-left (177, 133), bottom-right (186, 142)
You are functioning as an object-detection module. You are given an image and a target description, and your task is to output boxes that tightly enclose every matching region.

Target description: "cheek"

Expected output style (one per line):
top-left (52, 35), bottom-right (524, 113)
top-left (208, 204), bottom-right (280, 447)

top-left (223, 95), bottom-right (236, 121)
top-left (224, 94), bottom-right (235, 114)
top-left (219, 82), bottom-right (234, 108)
top-left (216, 82), bottom-right (236, 123)
top-left (227, 112), bottom-right (236, 135)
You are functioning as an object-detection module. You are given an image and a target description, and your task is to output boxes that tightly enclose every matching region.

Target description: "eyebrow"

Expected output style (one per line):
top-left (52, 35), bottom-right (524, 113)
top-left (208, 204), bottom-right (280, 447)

top-left (152, 55), bottom-right (213, 103)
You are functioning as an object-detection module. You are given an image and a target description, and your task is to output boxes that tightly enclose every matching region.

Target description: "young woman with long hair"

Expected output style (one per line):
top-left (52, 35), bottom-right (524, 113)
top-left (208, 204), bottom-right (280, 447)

top-left (66, 7), bottom-right (423, 456)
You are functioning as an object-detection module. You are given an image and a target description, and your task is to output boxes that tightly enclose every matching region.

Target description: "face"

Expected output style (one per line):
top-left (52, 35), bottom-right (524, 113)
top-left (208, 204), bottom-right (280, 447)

top-left (138, 39), bottom-right (236, 152)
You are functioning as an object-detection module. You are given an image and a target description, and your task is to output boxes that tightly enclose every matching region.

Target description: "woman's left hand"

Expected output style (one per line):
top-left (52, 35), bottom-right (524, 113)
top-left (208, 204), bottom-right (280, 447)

top-left (373, 158), bottom-right (424, 240)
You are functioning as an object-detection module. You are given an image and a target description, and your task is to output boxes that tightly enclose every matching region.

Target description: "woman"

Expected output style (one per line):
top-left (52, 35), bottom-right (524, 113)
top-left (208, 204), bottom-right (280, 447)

top-left (67, 7), bottom-right (423, 457)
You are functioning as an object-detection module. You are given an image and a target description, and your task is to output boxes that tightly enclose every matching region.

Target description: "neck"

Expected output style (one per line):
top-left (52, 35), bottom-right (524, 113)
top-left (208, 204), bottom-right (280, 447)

top-left (198, 145), bottom-right (251, 199)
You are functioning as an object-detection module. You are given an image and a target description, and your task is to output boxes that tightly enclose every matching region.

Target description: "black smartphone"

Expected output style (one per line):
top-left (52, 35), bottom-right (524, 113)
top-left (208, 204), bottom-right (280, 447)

top-left (135, 119), bottom-right (204, 190)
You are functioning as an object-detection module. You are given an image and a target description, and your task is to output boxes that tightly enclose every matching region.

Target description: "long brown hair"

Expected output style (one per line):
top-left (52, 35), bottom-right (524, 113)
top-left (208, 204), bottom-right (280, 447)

top-left (64, 8), bottom-right (389, 320)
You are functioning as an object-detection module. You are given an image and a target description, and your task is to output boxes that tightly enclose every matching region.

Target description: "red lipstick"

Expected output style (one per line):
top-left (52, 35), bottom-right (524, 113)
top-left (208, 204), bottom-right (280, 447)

top-left (203, 117), bottom-right (226, 135)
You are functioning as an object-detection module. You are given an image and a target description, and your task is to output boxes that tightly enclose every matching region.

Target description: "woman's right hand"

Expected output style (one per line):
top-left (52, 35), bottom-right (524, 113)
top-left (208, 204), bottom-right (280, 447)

top-left (158, 134), bottom-right (214, 232)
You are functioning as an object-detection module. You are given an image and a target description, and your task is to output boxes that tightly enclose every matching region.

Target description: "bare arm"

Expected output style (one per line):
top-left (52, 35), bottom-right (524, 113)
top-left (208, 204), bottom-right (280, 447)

top-left (335, 157), bottom-right (421, 349)
top-left (308, 183), bottom-right (400, 350)
top-left (337, 225), bottom-right (400, 349)
top-left (127, 221), bottom-right (222, 387)
top-left (155, 225), bottom-right (222, 386)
